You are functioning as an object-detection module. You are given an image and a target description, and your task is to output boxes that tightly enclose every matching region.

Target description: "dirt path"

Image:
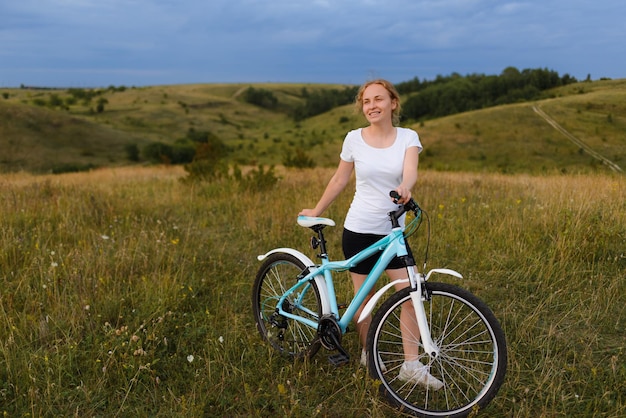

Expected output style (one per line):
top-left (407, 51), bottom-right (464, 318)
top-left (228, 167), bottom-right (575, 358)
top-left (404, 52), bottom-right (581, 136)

top-left (533, 106), bottom-right (623, 173)
top-left (232, 86), bottom-right (247, 98)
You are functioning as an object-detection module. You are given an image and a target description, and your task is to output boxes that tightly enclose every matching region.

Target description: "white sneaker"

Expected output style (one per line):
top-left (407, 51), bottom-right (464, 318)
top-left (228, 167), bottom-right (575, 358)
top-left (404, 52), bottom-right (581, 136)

top-left (398, 361), bottom-right (444, 390)
top-left (360, 349), bottom-right (387, 372)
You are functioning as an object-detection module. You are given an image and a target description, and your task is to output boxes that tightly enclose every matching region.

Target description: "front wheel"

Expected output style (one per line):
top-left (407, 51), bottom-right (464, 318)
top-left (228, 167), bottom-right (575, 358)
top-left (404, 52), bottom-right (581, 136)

top-left (252, 253), bottom-right (322, 359)
top-left (367, 283), bottom-right (507, 418)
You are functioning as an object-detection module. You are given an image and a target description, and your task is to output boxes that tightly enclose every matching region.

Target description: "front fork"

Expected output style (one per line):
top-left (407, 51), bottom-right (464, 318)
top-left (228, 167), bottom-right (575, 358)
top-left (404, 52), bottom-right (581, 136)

top-left (408, 269), bottom-right (439, 358)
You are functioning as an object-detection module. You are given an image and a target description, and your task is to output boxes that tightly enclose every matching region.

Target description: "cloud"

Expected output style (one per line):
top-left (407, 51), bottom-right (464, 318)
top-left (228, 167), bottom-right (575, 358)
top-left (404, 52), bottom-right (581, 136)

top-left (0, 0), bottom-right (624, 86)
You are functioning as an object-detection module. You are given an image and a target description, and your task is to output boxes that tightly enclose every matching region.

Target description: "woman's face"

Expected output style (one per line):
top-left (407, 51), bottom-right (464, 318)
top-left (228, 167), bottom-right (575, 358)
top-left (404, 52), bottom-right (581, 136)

top-left (361, 83), bottom-right (397, 124)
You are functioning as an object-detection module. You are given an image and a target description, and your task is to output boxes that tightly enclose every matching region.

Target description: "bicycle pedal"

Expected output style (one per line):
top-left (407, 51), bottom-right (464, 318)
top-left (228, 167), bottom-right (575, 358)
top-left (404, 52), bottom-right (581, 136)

top-left (328, 353), bottom-right (350, 367)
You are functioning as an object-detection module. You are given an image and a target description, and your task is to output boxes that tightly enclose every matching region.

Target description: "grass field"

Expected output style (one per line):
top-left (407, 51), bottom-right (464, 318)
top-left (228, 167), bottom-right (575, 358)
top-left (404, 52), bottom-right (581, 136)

top-left (0, 165), bottom-right (624, 416)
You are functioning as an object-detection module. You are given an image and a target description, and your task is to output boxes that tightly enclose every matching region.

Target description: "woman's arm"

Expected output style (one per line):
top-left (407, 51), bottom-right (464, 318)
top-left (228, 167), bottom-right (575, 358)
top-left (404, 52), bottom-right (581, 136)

top-left (299, 159), bottom-right (354, 217)
top-left (395, 146), bottom-right (419, 204)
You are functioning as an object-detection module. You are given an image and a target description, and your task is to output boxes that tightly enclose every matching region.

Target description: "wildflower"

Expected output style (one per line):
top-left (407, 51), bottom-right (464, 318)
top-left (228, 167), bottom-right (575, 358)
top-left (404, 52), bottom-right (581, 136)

top-left (187, 355), bottom-right (194, 363)
top-left (50, 262), bottom-right (58, 268)
top-left (171, 238), bottom-right (180, 245)
top-left (133, 348), bottom-right (147, 356)
top-left (101, 235), bottom-right (110, 240)
top-left (115, 326), bottom-right (128, 336)
top-left (218, 336), bottom-right (224, 344)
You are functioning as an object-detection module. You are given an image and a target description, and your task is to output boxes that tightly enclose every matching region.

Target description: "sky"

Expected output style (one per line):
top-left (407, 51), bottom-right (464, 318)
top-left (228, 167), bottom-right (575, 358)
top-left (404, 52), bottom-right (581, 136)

top-left (1, 0), bottom-right (624, 88)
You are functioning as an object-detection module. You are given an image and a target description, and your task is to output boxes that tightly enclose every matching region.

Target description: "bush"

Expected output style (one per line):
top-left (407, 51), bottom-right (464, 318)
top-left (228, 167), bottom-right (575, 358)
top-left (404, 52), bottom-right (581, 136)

top-left (96, 98), bottom-right (108, 113)
top-left (143, 142), bottom-right (174, 164)
top-left (51, 163), bottom-right (97, 174)
top-left (283, 149), bottom-right (316, 168)
top-left (237, 164), bottom-right (280, 192)
top-left (125, 144), bottom-right (140, 162)
top-left (143, 141), bottom-right (197, 165)
top-left (183, 162), bottom-right (280, 192)
top-left (183, 159), bottom-right (229, 182)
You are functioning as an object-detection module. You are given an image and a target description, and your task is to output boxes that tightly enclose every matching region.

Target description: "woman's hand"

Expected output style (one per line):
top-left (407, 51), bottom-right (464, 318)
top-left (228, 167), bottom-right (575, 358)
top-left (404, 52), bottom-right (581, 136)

top-left (393, 186), bottom-right (412, 205)
top-left (299, 209), bottom-right (318, 217)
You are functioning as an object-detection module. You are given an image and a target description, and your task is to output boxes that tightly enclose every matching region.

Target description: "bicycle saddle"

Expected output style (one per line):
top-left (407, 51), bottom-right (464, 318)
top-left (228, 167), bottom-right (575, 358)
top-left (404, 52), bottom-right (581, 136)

top-left (297, 215), bottom-right (336, 228)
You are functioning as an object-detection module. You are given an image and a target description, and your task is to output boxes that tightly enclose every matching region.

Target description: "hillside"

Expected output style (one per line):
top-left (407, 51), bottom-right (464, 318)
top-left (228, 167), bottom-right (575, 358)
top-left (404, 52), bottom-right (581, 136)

top-left (1, 79), bottom-right (625, 174)
top-left (417, 79), bottom-right (626, 174)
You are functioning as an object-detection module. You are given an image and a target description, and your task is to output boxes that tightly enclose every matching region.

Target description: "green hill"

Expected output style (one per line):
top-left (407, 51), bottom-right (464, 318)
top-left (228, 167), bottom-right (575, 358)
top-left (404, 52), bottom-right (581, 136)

top-left (1, 79), bottom-right (624, 174)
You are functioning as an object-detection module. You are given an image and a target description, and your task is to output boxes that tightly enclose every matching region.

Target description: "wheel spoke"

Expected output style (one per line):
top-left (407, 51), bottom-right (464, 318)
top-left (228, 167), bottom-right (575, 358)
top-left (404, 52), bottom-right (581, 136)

top-left (367, 283), bottom-right (507, 416)
top-left (252, 254), bottom-right (322, 359)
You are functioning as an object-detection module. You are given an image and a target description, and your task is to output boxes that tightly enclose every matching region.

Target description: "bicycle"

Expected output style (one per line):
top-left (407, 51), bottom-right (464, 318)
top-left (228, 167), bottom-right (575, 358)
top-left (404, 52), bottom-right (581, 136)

top-left (252, 191), bottom-right (507, 417)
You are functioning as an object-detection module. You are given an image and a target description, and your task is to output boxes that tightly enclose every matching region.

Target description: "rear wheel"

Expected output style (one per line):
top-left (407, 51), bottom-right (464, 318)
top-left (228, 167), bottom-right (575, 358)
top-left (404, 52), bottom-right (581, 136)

top-left (252, 253), bottom-right (322, 358)
top-left (367, 283), bottom-right (507, 417)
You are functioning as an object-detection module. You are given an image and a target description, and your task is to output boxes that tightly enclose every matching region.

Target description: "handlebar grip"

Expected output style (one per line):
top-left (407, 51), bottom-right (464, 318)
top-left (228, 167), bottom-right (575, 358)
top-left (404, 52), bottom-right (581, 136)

top-left (389, 190), bottom-right (401, 203)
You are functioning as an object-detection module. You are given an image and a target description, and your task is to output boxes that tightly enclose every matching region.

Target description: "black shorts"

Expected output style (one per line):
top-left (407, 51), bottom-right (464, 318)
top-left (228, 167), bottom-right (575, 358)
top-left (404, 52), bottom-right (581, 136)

top-left (342, 228), bottom-right (414, 275)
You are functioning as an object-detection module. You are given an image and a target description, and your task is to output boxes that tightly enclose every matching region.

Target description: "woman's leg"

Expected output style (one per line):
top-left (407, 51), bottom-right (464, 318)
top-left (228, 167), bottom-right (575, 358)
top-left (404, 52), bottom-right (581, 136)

top-left (350, 272), bottom-right (371, 349)
top-left (387, 268), bottom-right (420, 362)
top-left (386, 268), bottom-right (444, 389)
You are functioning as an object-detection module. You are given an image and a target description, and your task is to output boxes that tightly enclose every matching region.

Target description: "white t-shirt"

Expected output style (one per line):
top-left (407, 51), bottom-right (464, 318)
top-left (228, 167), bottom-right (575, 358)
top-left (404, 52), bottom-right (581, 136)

top-left (340, 127), bottom-right (422, 235)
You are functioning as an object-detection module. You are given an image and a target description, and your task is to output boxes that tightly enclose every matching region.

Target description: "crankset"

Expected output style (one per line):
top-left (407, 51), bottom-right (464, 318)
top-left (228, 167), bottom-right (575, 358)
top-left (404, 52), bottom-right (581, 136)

top-left (318, 315), bottom-right (350, 366)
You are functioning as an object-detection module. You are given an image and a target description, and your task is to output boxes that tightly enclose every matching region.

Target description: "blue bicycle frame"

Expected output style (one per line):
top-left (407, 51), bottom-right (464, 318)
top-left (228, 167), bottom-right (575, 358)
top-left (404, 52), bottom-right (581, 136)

top-left (275, 225), bottom-right (411, 334)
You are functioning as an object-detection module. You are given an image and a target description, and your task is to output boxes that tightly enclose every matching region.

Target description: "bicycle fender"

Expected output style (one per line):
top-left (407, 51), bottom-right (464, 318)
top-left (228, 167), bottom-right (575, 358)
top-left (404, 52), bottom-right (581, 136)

top-left (425, 268), bottom-right (463, 281)
top-left (257, 248), bottom-right (331, 313)
top-left (357, 279), bottom-right (409, 323)
top-left (257, 247), bottom-right (316, 265)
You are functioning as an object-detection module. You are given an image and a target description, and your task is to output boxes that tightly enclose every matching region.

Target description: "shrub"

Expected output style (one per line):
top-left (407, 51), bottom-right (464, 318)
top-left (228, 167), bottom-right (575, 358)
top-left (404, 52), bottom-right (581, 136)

top-left (283, 149), bottom-right (316, 168)
top-left (125, 144), bottom-right (140, 162)
top-left (96, 97), bottom-right (108, 113)
top-left (237, 164), bottom-right (280, 192)
top-left (143, 142), bottom-right (174, 164)
top-left (51, 163), bottom-right (97, 174)
top-left (183, 158), bottom-right (229, 182)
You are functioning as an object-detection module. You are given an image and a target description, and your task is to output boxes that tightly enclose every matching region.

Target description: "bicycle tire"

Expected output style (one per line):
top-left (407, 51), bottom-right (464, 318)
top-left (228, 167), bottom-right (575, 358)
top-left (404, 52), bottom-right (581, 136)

top-left (252, 253), bottom-right (322, 359)
top-left (367, 283), bottom-right (507, 418)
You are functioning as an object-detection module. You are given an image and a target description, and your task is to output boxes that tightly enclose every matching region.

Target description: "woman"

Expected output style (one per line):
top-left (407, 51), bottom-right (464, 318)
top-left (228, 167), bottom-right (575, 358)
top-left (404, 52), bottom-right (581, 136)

top-left (299, 79), bottom-right (442, 390)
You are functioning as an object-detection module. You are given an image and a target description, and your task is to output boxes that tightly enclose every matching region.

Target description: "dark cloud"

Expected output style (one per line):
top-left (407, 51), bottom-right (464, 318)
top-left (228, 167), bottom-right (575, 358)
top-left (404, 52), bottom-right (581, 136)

top-left (1, 0), bottom-right (624, 87)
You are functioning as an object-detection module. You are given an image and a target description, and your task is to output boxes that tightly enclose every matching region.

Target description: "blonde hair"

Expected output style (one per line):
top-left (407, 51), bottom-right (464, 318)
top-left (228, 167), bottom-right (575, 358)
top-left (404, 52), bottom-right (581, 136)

top-left (354, 79), bottom-right (402, 126)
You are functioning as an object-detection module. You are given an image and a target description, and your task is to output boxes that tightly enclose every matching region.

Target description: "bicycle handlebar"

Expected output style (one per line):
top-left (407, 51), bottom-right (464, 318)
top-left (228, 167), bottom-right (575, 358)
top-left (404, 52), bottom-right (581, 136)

top-left (388, 190), bottom-right (421, 228)
top-left (389, 190), bottom-right (402, 202)
top-left (389, 191), bottom-right (420, 212)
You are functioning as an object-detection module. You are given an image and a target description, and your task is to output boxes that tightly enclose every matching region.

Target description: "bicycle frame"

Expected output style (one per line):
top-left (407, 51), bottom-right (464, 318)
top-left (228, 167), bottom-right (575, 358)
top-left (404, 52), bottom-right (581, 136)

top-left (273, 226), bottom-right (409, 333)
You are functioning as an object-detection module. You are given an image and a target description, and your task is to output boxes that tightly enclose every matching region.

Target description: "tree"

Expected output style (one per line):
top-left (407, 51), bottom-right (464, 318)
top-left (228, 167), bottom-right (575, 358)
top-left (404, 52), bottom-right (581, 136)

top-left (96, 97), bottom-right (108, 113)
top-left (242, 87), bottom-right (278, 109)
